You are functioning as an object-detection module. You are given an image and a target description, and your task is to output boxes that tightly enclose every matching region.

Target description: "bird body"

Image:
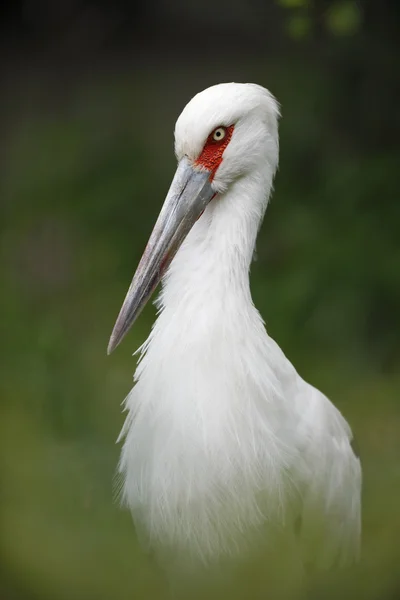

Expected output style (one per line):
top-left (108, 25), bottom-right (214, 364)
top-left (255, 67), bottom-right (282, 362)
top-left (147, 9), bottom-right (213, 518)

top-left (109, 83), bottom-right (361, 573)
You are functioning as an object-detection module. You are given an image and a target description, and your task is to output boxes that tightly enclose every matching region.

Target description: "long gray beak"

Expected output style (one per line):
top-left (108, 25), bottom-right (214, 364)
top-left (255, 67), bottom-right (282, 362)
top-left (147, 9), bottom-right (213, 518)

top-left (107, 157), bottom-right (215, 354)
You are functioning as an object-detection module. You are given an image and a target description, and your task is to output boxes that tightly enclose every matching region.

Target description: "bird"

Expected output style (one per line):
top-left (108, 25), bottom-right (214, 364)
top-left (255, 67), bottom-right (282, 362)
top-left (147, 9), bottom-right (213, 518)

top-left (107, 83), bottom-right (361, 583)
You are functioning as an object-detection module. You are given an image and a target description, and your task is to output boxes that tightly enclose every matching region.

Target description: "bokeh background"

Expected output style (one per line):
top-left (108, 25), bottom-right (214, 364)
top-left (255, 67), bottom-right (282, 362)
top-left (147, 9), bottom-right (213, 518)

top-left (1, 0), bottom-right (399, 598)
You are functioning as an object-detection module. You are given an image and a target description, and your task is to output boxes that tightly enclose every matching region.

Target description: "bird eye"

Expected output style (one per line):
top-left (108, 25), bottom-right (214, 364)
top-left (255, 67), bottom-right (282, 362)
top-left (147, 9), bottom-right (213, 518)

top-left (212, 127), bottom-right (226, 142)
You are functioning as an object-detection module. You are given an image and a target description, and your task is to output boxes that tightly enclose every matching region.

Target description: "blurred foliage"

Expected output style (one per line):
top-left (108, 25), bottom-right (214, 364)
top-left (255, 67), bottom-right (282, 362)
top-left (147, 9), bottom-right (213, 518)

top-left (277, 0), bottom-right (362, 39)
top-left (0, 0), bottom-right (400, 599)
top-left (285, 15), bottom-right (311, 40)
top-left (326, 1), bottom-right (362, 35)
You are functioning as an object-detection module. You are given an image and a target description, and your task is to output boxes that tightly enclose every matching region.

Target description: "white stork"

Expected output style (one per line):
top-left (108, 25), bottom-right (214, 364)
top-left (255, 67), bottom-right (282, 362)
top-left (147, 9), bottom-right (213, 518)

top-left (108, 83), bottom-right (361, 584)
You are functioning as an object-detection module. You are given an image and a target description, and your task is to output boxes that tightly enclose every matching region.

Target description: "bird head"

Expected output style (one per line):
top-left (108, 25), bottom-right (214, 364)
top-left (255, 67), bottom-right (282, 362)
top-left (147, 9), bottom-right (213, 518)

top-left (108, 83), bottom-right (279, 353)
top-left (175, 83), bottom-right (279, 193)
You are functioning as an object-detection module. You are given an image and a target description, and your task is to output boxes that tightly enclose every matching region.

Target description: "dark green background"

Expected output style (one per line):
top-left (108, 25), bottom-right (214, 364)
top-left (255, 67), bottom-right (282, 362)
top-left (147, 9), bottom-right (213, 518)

top-left (1, 1), bottom-right (399, 598)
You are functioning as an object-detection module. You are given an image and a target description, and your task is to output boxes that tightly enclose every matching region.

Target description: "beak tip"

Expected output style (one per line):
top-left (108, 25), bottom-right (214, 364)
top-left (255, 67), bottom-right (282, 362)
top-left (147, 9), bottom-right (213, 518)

top-left (107, 330), bottom-right (120, 355)
top-left (107, 303), bottom-right (133, 355)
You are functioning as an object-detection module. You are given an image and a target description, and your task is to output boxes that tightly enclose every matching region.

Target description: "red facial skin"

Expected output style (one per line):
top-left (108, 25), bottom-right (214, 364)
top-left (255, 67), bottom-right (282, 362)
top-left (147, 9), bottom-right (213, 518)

top-left (195, 125), bottom-right (234, 181)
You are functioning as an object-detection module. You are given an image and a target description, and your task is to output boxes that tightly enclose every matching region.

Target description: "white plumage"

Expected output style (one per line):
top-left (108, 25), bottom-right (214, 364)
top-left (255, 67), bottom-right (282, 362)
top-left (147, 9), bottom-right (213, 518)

top-left (109, 83), bottom-right (361, 575)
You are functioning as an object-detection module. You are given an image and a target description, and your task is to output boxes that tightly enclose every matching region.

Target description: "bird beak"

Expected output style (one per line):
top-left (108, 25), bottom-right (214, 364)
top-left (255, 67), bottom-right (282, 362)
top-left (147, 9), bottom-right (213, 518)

top-left (107, 157), bottom-right (215, 354)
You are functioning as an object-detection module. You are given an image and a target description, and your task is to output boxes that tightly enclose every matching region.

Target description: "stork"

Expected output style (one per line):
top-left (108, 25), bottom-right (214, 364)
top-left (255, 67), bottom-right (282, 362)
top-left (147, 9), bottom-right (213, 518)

top-left (108, 83), bottom-right (361, 580)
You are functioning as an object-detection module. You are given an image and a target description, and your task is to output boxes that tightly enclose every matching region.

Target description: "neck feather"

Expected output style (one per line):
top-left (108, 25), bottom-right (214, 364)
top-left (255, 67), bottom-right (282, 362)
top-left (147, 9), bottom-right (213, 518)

top-left (158, 171), bottom-right (272, 318)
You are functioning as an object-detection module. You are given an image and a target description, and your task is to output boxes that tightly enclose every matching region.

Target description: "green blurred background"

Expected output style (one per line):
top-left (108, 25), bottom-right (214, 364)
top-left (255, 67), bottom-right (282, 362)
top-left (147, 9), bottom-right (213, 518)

top-left (1, 0), bottom-right (399, 598)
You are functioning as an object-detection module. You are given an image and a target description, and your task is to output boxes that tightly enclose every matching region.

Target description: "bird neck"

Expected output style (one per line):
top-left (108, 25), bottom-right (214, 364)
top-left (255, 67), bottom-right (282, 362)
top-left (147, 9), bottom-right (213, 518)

top-left (159, 170), bottom-right (272, 317)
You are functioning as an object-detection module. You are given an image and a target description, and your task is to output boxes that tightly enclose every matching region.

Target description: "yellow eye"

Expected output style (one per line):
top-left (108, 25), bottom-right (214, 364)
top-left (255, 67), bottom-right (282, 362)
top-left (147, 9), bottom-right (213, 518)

top-left (212, 127), bottom-right (226, 142)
